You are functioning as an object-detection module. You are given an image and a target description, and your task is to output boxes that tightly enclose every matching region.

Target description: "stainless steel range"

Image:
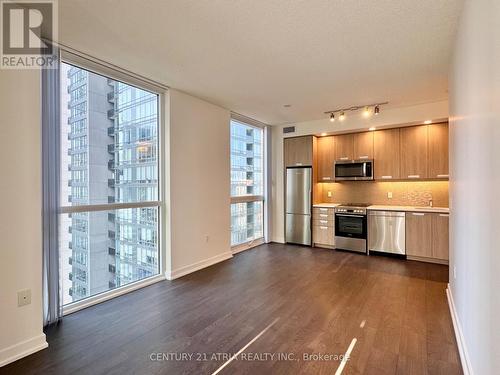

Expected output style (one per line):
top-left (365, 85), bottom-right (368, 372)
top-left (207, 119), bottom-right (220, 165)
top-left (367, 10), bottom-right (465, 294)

top-left (334, 203), bottom-right (370, 254)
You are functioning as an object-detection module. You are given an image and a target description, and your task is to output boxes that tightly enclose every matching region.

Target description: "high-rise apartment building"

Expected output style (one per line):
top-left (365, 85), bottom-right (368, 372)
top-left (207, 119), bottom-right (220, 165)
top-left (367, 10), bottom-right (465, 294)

top-left (64, 64), bottom-right (159, 303)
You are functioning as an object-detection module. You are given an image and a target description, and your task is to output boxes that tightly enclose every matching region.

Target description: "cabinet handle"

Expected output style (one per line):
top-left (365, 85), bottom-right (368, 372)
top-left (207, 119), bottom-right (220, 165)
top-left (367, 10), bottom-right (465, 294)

top-left (319, 220), bottom-right (328, 224)
top-left (412, 213), bottom-right (425, 216)
top-left (381, 175), bottom-right (393, 179)
top-left (320, 226), bottom-right (328, 230)
top-left (437, 174), bottom-right (449, 178)
top-left (408, 175), bottom-right (420, 179)
top-left (340, 157), bottom-right (349, 160)
top-left (295, 162), bottom-right (303, 166)
top-left (319, 214), bottom-right (328, 218)
top-left (319, 208), bottom-right (328, 212)
top-left (359, 156), bottom-right (369, 159)
top-left (322, 177), bottom-right (331, 180)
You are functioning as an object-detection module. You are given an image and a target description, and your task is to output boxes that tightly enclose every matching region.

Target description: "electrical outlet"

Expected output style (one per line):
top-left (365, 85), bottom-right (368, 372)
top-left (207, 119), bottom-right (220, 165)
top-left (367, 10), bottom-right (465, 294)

top-left (17, 289), bottom-right (31, 307)
top-left (327, 191), bottom-right (332, 198)
top-left (387, 192), bottom-right (393, 199)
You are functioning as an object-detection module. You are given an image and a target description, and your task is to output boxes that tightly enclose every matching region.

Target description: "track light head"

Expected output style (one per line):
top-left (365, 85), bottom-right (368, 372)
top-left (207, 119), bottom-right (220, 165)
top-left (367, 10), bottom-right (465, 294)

top-left (374, 105), bottom-right (380, 115)
top-left (329, 113), bottom-right (335, 122)
top-left (339, 111), bottom-right (345, 121)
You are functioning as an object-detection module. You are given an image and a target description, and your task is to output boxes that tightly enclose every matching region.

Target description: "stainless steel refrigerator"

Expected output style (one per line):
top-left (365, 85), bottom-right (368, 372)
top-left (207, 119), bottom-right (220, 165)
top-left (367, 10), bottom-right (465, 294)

top-left (285, 167), bottom-right (312, 245)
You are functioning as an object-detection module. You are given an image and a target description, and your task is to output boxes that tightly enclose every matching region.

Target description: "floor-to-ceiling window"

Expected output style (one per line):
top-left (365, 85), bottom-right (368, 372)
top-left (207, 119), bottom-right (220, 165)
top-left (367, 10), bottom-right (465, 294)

top-left (230, 119), bottom-right (265, 249)
top-left (59, 61), bottom-right (161, 306)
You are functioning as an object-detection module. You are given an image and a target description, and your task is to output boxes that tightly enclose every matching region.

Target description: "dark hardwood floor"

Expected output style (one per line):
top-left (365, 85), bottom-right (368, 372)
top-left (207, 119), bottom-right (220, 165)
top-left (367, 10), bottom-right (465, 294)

top-left (2, 243), bottom-right (462, 375)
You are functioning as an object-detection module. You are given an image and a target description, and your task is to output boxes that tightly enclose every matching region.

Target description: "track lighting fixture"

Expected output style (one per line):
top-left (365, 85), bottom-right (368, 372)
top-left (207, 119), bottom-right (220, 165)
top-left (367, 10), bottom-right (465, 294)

top-left (324, 101), bottom-right (387, 122)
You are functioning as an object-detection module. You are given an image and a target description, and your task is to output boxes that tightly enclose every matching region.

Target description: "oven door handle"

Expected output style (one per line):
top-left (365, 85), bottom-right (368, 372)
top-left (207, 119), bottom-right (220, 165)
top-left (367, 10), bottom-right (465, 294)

top-left (335, 214), bottom-right (365, 218)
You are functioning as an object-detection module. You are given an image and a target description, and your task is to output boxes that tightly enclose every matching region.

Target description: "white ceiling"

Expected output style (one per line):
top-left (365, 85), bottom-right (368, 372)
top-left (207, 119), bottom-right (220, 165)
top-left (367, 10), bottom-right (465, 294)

top-left (59, 0), bottom-right (463, 125)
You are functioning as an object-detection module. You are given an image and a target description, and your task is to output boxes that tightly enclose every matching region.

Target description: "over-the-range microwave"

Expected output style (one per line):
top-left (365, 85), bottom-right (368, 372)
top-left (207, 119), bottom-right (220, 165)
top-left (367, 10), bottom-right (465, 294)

top-left (334, 159), bottom-right (374, 181)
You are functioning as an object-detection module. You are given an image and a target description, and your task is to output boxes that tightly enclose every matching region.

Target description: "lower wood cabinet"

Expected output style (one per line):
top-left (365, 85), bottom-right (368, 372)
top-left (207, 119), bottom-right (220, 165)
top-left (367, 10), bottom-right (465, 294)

top-left (312, 207), bottom-right (335, 248)
top-left (406, 212), bottom-right (449, 263)
top-left (431, 213), bottom-right (449, 260)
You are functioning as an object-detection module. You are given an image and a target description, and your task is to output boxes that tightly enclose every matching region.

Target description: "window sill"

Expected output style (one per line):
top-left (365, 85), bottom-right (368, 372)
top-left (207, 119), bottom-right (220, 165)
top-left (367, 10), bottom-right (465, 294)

top-left (63, 273), bottom-right (166, 316)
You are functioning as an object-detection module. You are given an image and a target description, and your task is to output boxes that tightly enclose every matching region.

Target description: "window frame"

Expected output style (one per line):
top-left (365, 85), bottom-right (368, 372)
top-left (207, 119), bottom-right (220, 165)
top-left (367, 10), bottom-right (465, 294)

top-left (59, 53), bottom-right (167, 315)
top-left (229, 116), bottom-right (268, 252)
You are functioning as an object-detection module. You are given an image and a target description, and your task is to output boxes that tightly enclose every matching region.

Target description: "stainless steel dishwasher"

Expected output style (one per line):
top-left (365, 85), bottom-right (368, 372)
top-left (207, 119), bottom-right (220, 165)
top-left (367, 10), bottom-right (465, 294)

top-left (368, 210), bottom-right (406, 255)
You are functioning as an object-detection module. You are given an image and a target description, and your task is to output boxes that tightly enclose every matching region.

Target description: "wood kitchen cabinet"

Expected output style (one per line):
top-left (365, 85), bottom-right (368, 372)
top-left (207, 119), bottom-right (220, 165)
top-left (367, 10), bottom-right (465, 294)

top-left (313, 207), bottom-right (335, 248)
top-left (334, 134), bottom-right (354, 161)
top-left (405, 212), bottom-right (432, 258)
top-left (373, 128), bottom-right (401, 180)
top-left (400, 125), bottom-right (428, 179)
top-left (316, 136), bottom-right (335, 181)
top-left (406, 212), bottom-right (449, 263)
top-left (431, 213), bottom-right (449, 261)
top-left (353, 132), bottom-right (374, 160)
top-left (284, 136), bottom-right (313, 167)
top-left (428, 123), bottom-right (449, 179)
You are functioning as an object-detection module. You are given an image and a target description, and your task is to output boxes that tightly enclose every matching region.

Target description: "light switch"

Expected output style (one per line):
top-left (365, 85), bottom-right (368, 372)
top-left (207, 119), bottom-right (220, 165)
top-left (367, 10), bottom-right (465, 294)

top-left (387, 192), bottom-right (393, 199)
top-left (17, 289), bottom-right (31, 307)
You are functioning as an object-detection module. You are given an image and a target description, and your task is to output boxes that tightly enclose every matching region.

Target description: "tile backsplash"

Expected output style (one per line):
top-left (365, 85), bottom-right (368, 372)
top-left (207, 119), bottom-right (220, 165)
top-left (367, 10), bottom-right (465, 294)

top-left (317, 180), bottom-right (449, 207)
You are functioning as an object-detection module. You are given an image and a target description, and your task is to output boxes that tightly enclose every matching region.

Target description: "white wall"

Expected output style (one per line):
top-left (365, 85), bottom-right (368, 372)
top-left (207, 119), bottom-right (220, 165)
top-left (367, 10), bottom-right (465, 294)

top-left (271, 100), bottom-right (449, 242)
top-left (448, 0), bottom-right (500, 374)
top-left (166, 89), bottom-right (232, 279)
top-left (0, 70), bottom-right (47, 365)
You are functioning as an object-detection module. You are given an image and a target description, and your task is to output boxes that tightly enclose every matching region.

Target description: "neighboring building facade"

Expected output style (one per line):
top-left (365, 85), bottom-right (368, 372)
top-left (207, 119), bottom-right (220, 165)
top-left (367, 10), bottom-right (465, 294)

top-left (64, 64), bottom-right (158, 303)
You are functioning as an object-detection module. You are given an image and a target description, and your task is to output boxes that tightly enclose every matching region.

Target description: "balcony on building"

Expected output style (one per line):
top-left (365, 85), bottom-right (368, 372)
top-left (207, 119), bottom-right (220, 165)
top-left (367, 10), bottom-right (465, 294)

top-left (108, 178), bottom-right (115, 188)
top-left (107, 126), bottom-right (115, 137)
top-left (108, 246), bottom-right (116, 256)
top-left (108, 160), bottom-right (115, 170)
top-left (107, 144), bottom-right (115, 154)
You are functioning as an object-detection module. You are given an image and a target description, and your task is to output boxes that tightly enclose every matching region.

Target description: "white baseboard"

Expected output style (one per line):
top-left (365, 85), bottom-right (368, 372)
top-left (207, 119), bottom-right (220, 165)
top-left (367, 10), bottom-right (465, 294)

top-left (166, 251), bottom-right (233, 280)
top-left (0, 333), bottom-right (48, 367)
top-left (446, 285), bottom-right (473, 375)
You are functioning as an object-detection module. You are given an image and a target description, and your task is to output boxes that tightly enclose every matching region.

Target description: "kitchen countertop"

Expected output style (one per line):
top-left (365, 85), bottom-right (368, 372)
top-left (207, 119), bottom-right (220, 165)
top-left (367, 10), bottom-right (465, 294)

top-left (313, 203), bottom-right (341, 208)
top-left (313, 203), bottom-right (449, 213)
top-left (367, 205), bottom-right (449, 213)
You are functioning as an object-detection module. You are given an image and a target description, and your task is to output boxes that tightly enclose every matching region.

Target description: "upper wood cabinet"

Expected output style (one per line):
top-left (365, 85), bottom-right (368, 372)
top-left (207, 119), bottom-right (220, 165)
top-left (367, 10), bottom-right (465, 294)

top-left (334, 134), bottom-right (354, 161)
top-left (428, 123), bottom-right (449, 179)
top-left (431, 213), bottom-right (449, 261)
top-left (373, 128), bottom-right (401, 180)
top-left (406, 212), bottom-right (432, 258)
top-left (353, 132), bottom-right (374, 160)
top-left (317, 136), bottom-right (335, 181)
top-left (400, 125), bottom-right (428, 179)
top-left (284, 136), bottom-right (313, 167)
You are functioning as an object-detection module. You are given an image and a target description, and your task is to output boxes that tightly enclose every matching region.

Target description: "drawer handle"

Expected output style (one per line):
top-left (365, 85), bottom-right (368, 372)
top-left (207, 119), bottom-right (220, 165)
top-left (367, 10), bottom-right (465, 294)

top-left (412, 213), bottom-right (425, 216)
top-left (322, 177), bottom-right (331, 180)
top-left (381, 175), bottom-right (393, 179)
top-left (319, 220), bottom-right (328, 224)
top-left (340, 157), bottom-right (349, 160)
top-left (319, 214), bottom-right (328, 218)
top-left (359, 155), bottom-right (369, 159)
top-left (320, 226), bottom-right (328, 230)
top-left (319, 208), bottom-right (328, 212)
top-left (408, 175), bottom-right (420, 179)
top-left (295, 162), bottom-right (303, 166)
top-left (437, 174), bottom-right (449, 178)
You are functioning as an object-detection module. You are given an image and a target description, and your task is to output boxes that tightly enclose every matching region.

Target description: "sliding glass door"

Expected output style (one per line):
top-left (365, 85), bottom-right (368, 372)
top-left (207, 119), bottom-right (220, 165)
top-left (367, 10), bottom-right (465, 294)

top-left (230, 119), bottom-right (265, 249)
top-left (59, 62), bottom-right (161, 305)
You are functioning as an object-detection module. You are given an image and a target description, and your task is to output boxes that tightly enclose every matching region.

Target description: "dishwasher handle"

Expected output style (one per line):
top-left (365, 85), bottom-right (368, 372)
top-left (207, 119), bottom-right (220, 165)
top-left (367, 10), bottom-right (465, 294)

top-left (368, 210), bottom-right (405, 217)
